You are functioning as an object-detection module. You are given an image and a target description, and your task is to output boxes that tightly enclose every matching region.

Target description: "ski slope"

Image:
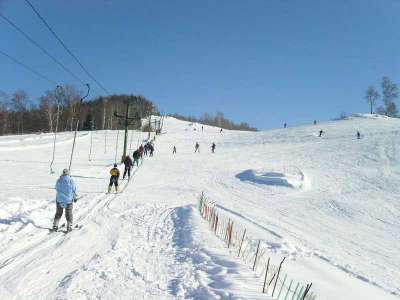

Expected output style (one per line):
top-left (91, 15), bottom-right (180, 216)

top-left (0, 115), bottom-right (399, 299)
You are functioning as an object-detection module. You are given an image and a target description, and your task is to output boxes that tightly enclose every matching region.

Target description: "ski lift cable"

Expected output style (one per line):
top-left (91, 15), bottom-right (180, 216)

top-left (24, 0), bottom-right (110, 95)
top-left (0, 49), bottom-right (58, 85)
top-left (0, 13), bottom-right (86, 86)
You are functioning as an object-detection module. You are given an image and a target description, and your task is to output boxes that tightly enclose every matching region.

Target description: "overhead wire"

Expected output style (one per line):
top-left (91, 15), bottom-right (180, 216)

top-left (24, 0), bottom-right (111, 95)
top-left (0, 12), bottom-right (86, 86)
top-left (0, 49), bottom-right (58, 85)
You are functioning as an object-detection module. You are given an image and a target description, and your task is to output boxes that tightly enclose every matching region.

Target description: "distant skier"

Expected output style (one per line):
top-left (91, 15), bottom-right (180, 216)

top-left (211, 142), bottom-right (216, 153)
top-left (284, 123), bottom-right (287, 128)
top-left (149, 143), bottom-right (154, 157)
top-left (357, 131), bottom-right (361, 139)
top-left (314, 120), bottom-right (317, 125)
top-left (53, 168), bottom-right (77, 232)
top-left (122, 155), bottom-right (133, 180)
top-left (139, 144), bottom-right (144, 158)
top-left (220, 128), bottom-right (223, 133)
top-left (202, 125), bottom-right (204, 132)
top-left (108, 164), bottom-right (120, 193)
top-left (173, 145), bottom-right (177, 154)
top-left (318, 129), bottom-right (324, 137)
top-left (195, 142), bottom-right (200, 153)
top-left (132, 149), bottom-right (140, 166)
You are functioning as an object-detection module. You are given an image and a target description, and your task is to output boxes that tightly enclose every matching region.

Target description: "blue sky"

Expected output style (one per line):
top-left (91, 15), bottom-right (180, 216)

top-left (1, 0), bottom-right (399, 129)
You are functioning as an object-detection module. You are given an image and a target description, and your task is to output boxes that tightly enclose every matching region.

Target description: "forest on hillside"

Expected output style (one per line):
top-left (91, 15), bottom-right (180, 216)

top-left (0, 85), bottom-right (257, 135)
top-left (0, 85), bottom-right (156, 135)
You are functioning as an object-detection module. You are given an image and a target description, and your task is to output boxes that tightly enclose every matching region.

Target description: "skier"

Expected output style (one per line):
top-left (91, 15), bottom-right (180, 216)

top-left (314, 120), bottom-right (317, 125)
top-left (220, 128), bottom-right (223, 133)
top-left (201, 125), bottom-right (204, 132)
top-left (173, 145), bottom-right (177, 154)
top-left (149, 143), bottom-right (154, 157)
top-left (195, 142), bottom-right (200, 153)
top-left (53, 168), bottom-right (77, 232)
top-left (139, 144), bottom-right (144, 158)
top-left (319, 129), bottom-right (324, 137)
top-left (122, 155), bottom-right (133, 180)
top-left (132, 149), bottom-right (141, 166)
top-left (357, 131), bottom-right (361, 139)
top-left (284, 123), bottom-right (287, 128)
top-left (211, 142), bottom-right (216, 153)
top-left (108, 164), bottom-right (120, 193)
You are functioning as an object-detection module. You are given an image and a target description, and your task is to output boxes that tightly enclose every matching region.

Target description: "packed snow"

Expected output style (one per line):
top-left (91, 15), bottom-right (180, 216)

top-left (0, 115), bottom-right (399, 299)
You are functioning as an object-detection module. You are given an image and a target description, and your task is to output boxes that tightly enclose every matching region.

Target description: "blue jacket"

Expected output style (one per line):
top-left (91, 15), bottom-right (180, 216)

top-left (55, 175), bottom-right (77, 208)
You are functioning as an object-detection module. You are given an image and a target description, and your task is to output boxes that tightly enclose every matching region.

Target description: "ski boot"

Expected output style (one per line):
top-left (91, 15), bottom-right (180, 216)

top-left (115, 186), bottom-right (119, 193)
top-left (52, 219), bottom-right (60, 232)
top-left (67, 223), bottom-right (73, 232)
top-left (108, 185), bottom-right (112, 193)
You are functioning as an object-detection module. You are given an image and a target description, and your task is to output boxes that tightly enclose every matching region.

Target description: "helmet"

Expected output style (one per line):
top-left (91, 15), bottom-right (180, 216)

top-left (114, 164), bottom-right (117, 167)
top-left (62, 168), bottom-right (69, 175)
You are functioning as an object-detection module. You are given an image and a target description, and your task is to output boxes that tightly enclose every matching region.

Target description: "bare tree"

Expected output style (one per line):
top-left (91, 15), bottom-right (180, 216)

top-left (39, 90), bottom-right (58, 132)
top-left (62, 85), bottom-right (81, 131)
top-left (0, 91), bottom-right (9, 135)
top-left (10, 90), bottom-right (29, 134)
top-left (381, 76), bottom-right (398, 117)
top-left (365, 86), bottom-right (380, 114)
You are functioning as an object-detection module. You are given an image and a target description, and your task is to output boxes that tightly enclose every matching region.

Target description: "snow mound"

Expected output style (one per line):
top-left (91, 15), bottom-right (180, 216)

top-left (236, 167), bottom-right (308, 190)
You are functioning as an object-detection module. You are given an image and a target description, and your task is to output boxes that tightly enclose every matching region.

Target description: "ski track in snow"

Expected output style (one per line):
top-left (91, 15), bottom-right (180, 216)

top-left (0, 116), bottom-right (399, 299)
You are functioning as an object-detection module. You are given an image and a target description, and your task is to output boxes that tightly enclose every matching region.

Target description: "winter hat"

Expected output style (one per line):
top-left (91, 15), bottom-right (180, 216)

top-left (62, 168), bottom-right (69, 175)
top-left (114, 164), bottom-right (117, 167)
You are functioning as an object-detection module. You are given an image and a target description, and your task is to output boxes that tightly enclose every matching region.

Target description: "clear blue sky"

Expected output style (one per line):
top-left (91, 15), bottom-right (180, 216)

top-left (1, 0), bottom-right (399, 129)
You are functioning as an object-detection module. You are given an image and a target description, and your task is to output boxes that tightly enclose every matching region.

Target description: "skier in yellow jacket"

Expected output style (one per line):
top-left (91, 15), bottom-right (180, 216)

top-left (108, 164), bottom-right (120, 193)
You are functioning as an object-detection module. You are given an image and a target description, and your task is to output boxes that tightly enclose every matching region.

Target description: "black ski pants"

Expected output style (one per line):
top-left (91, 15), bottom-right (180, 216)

top-left (54, 202), bottom-right (73, 224)
top-left (123, 166), bottom-right (131, 179)
top-left (109, 175), bottom-right (119, 187)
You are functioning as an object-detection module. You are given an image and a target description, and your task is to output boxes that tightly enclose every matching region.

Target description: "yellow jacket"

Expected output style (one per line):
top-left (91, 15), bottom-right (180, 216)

top-left (110, 168), bottom-right (120, 177)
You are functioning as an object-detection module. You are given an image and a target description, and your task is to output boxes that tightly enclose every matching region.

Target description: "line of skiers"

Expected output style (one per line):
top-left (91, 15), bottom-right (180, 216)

top-left (172, 142), bottom-right (216, 154)
top-left (109, 142), bottom-right (155, 193)
top-left (52, 141), bottom-right (156, 232)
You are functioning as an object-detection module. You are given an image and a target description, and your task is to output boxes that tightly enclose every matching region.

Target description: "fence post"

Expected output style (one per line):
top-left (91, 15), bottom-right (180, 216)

top-left (284, 279), bottom-right (293, 300)
top-left (296, 286), bottom-right (304, 300)
top-left (272, 257), bottom-right (286, 297)
top-left (291, 282), bottom-right (300, 300)
top-left (237, 229), bottom-right (246, 257)
top-left (302, 283), bottom-right (312, 300)
top-left (276, 273), bottom-right (287, 299)
top-left (262, 257), bottom-right (270, 293)
top-left (225, 219), bottom-right (231, 242)
top-left (252, 240), bottom-right (261, 271)
top-left (228, 222), bottom-right (233, 248)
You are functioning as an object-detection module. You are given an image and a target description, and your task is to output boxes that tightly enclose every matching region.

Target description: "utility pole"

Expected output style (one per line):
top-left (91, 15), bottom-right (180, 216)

top-left (114, 101), bottom-right (140, 161)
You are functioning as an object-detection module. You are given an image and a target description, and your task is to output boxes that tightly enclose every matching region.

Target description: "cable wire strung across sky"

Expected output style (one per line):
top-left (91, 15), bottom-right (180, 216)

top-left (24, 0), bottom-right (110, 95)
top-left (0, 13), bottom-right (86, 86)
top-left (0, 49), bottom-right (58, 85)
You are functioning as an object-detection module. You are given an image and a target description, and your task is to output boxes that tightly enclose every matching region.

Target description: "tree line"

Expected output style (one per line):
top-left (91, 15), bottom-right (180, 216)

top-left (0, 85), bottom-right (157, 135)
top-left (365, 76), bottom-right (399, 117)
top-left (169, 112), bottom-right (258, 131)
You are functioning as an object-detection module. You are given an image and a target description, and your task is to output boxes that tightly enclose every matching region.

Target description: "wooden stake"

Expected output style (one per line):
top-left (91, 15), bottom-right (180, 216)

top-left (284, 280), bottom-right (293, 300)
top-left (272, 257), bottom-right (286, 297)
top-left (228, 222), bottom-right (233, 248)
top-left (237, 229), bottom-right (246, 257)
top-left (262, 257), bottom-right (270, 293)
top-left (252, 240), bottom-right (261, 271)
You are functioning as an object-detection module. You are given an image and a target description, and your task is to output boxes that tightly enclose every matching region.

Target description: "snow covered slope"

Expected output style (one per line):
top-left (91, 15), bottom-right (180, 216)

top-left (0, 115), bottom-right (399, 299)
